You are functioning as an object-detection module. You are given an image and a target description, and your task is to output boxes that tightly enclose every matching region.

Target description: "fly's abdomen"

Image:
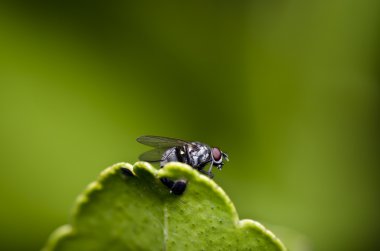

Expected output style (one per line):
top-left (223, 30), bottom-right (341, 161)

top-left (160, 146), bottom-right (190, 167)
top-left (160, 147), bottom-right (177, 167)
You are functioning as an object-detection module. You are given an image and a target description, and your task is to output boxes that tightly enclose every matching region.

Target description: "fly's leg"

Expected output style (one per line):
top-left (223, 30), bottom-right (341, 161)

top-left (199, 169), bottom-right (214, 179)
top-left (206, 162), bottom-right (215, 178)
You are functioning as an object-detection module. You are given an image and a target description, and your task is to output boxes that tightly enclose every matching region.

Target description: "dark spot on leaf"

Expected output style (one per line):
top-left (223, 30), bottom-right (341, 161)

top-left (170, 180), bottom-right (187, 195)
top-left (160, 177), bottom-right (174, 188)
top-left (120, 167), bottom-right (134, 177)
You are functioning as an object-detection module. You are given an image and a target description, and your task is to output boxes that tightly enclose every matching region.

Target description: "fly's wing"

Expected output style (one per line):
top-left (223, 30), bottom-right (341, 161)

top-left (136, 135), bottom-right (188, 148)
top-left (138, 148), bottom-right (168, 162)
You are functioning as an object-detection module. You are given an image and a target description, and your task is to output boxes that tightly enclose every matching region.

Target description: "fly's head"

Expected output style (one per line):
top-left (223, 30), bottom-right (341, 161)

top-left (211, 147), bottom-right (229, 170)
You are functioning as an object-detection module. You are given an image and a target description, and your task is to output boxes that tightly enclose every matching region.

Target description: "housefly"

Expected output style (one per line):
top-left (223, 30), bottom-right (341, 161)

top-left (136, 135), bottom-right (229, 195)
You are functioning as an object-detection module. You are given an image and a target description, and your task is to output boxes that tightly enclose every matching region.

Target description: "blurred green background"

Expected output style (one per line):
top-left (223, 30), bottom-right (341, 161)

top-left (0, 1), bottom-right (379, 251)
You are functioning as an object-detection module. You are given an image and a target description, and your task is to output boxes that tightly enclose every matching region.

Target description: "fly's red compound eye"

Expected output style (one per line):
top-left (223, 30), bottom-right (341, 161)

top-left (212, 147), bottom-right (222, 162)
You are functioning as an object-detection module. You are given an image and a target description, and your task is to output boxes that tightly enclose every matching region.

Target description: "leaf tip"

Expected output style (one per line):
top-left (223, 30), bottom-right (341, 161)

top-left (238, 219), bottom-right (287, 250)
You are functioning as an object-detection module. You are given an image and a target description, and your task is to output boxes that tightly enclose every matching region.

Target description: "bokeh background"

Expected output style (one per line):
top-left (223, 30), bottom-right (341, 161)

top-left (1, 1), bottom-right (379, 251)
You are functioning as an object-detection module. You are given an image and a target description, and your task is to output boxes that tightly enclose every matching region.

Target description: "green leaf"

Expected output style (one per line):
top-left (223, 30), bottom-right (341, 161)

top-left (43, 162), bottom-right (287, 251)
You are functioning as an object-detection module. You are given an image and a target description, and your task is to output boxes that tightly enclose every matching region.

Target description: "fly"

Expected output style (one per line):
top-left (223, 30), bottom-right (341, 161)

top-left (136, 135), bottom-right (229, 195)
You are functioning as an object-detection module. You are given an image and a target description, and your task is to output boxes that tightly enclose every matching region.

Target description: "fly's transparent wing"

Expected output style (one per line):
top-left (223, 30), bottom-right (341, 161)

top-left (138, 148), bottom-right (168, 162)
top-left (136, 135), bottom-right (188, 148)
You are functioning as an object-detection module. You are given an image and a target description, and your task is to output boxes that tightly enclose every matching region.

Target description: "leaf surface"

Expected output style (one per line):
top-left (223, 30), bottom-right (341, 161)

top-left (43, 162), bottom-right (286, 251)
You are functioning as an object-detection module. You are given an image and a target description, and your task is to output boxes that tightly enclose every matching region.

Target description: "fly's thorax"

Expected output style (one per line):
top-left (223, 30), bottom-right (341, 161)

top-left (159, 142), bottom-right (212, 169)
top-left (186, 142), bottom-right (211, 168)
